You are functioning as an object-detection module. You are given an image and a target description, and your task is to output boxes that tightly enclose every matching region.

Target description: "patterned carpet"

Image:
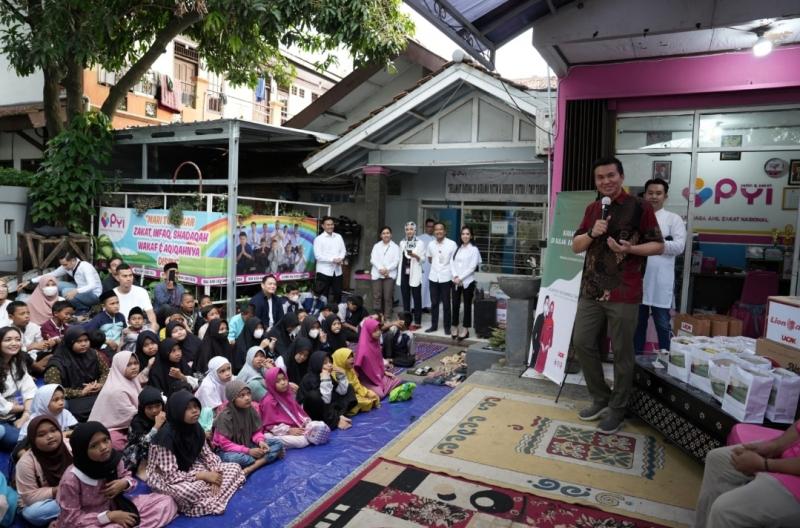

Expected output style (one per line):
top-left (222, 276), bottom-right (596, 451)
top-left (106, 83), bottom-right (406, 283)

top-left (298, 458), bottom-right (667, 527)
top-left (380, 384), bottom-right (703, 527)
top-left (390, 342), bottom-right (450, 375)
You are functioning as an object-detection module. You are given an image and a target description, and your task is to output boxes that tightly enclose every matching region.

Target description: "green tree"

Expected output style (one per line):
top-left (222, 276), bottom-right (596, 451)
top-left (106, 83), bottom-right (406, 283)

top-left (0, 0), bottom-right (413, 137)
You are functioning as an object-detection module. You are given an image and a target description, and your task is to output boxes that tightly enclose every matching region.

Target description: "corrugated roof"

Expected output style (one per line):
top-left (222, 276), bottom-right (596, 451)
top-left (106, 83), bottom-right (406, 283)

top-left (404, 0), bottom-right (574, 69)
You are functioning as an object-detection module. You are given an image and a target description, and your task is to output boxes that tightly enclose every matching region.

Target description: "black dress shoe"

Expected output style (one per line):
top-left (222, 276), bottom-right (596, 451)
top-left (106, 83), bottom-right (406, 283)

top-left (425, 327), bottom-right (437, 333)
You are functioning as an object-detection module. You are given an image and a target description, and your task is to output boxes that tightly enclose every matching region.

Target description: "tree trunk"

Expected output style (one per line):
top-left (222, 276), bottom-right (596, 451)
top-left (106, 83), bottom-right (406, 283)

top-left (64, 61), bottom-right (85, 121)
top-left (42, 64), bottom-right (64, 138)
top-left (100, 11), bottom-right (203, 118)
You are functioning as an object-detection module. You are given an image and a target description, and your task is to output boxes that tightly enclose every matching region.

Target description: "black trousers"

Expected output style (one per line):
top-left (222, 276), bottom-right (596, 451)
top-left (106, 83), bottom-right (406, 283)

top-left (429, 280), bottom-right (452, 331)
top-left (314, 272), bottom-right (343, 304)
top-left (452, 282), bottom-right (476, 328)
top-left (400, 272), bottom-right (422, 324)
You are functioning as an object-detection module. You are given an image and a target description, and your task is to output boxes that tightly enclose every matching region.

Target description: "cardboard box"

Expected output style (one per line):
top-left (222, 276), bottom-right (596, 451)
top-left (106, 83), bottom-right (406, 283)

top-left (766, 296), bottom-right (800, 350)
top-left (757, 338), bottom-right (800, 374)
top-left (695, 314), bottom-right (744, 337)
top-left (673, 313), bottom-right (711, 337)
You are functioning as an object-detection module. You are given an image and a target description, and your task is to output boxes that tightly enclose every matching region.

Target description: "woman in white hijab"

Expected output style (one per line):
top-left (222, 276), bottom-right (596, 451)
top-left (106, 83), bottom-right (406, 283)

top-left (396, 221), bottom-right (425, 329)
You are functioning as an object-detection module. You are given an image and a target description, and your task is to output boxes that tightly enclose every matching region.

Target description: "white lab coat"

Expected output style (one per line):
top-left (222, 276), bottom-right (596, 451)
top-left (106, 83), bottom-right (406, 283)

top-left (396, 239), bottom-right (426, 287)
top-left (642, 208), bottom-right (686, 309)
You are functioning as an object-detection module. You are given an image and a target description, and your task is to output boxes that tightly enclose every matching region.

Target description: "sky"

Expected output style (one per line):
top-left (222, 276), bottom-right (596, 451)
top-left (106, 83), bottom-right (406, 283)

top-left (402, 4), bottom-right (553, 80)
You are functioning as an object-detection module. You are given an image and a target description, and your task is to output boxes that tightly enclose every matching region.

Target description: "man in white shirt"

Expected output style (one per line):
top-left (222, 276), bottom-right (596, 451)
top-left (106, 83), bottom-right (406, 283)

top-left (114, 264), bottom-right (159, 332)
top-left (20, 250), bottom-right (102, 315)
top-left (418, 219), bottom-right (435, 313)
top-left (425, 222), bottom-right (457, 334)
top-left (313, 216), bottom-right (347, 306)
top-left (634, 178), bottom-right (686, 354)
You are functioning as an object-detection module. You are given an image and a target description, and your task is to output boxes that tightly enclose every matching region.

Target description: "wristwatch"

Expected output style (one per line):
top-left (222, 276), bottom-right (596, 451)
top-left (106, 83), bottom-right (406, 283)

top-left (586, 230), bottom-right (596, 240)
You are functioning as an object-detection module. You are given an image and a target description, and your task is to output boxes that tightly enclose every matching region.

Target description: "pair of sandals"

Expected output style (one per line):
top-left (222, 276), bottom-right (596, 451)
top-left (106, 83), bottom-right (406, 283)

top-left (412, 365), bottom-right (434, 376)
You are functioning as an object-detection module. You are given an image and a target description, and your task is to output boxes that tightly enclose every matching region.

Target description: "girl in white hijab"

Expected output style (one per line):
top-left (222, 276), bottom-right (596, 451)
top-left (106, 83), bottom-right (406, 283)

top-left (195, 357), bottom-right (232, 432)
top-left (18, 384), bottom-right (77, 442)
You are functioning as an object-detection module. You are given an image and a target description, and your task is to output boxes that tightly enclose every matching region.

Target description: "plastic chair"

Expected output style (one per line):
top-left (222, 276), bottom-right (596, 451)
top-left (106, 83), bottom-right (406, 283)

top-left (729, 270), bottom-right (779, 337)
top-left (740, 270), bottom-right (779, 305)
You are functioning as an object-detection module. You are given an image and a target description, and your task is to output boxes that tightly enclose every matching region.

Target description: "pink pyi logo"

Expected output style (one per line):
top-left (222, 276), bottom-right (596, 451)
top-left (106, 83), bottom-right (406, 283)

top-left (100, 212), bottom-right (109, 228)
top-left (682, 177), bottom-right (773, 208)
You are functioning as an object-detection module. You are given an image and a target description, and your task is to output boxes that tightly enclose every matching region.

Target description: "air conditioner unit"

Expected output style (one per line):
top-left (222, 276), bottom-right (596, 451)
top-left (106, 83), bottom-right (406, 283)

top-left (535, 114), bottom-right (552, 157)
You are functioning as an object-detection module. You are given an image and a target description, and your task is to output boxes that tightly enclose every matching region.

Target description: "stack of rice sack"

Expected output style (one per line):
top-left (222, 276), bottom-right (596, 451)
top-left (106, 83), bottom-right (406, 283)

top-left (666, 335), bottom-right (800, 423)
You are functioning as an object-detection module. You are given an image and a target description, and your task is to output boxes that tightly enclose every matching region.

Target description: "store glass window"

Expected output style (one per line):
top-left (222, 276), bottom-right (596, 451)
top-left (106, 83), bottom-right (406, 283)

top-left (463, 207), bottom-right (544, 275)
top-left (616, 114), bottom-right (694, 150)
top-left (699, 109), bottom-right (800, 149)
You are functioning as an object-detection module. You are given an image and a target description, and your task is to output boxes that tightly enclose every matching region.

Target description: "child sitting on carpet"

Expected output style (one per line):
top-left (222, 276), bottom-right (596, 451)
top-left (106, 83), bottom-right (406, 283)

top-left (297, 351), bottom-right (356, 431)
top-left (354, 318), bottom-right (402, 399)
top-left (55, 421), bottom-right (179, 528)
top-left (332, 348), bottom-right (379, 415)
top-left (123, 387), bottom-right (165, 480)
top-left (83, 290), bottom-right (126, 355)
top-left (120, 307), bottom-right (147, 353)
top-left (44, 327), bottom-right (109, 423)
top-left (212, 380), bottom-right (284, 474)
top-left (259, 367), bottom-right (330, 448)
top-left (146, 390), bottom-right (246, 517)
top-left (382, 311), bottom-right (416, 368)
top-left (87, 351), bottom-right (147, 450)
top-left (16, 416), bottom-right (70, 527)
top-left (236, 346), bottom-right (279, 402)
top-left (17, 384), bottom-right (77, 443)
top-left (195, 357), bottom-right (233, 433)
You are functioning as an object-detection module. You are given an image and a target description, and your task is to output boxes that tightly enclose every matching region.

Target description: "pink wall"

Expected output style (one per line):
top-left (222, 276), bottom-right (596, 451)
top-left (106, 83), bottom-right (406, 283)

top-left (551, 45), bottom-right (800, 204)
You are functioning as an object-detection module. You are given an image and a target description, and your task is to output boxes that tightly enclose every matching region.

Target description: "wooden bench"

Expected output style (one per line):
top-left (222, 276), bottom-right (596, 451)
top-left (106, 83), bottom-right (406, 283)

top-left (16, 232), bottom-right (92, 280)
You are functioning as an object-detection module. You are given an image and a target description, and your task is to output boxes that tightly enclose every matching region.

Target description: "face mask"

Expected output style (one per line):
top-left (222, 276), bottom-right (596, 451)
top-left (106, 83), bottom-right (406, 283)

top-left (308, 329), bottom-right (319, 339)
top-left (42, 286), bottom-right (59, 297)
top-left (253, 329), bottom-right (264, 339)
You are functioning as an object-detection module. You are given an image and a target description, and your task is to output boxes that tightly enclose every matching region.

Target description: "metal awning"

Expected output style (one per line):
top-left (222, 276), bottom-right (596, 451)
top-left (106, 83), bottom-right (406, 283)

top-left (404, 0), bottom-right (573, 69)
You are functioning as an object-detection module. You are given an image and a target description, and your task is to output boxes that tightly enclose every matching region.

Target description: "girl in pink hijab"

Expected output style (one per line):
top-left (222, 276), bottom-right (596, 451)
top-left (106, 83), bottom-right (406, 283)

top-left (355, 317), bottom-right (402, 399)
top-left (259, 367), bottom-right (329, 448)
top-left (88, 351), bottom-right (147, 450)
top-left (27, 274), bottom-right (63, 326)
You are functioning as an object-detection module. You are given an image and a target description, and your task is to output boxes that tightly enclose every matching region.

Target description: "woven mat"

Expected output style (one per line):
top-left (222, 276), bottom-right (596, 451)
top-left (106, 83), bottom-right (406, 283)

top-left (296, 457), bottom-right (668, 527)
top-left (380, 383), bottom-right (703, 527)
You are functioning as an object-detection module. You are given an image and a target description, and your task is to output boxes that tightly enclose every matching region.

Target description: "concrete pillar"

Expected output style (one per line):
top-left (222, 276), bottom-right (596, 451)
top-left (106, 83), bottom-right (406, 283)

top-left (362, 165), bottom-right (389, 242)
top-left (506, 298), bottom-right (535, 367)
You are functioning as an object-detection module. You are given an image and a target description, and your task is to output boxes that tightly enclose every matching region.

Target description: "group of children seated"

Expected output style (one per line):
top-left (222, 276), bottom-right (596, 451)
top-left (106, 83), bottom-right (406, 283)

top-left (0, 274), bottom-right (419, 526)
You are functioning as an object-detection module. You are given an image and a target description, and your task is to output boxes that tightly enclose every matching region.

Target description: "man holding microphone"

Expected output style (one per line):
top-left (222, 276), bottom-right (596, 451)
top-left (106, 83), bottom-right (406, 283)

top-left (571, 157), bottom-right (664, 434)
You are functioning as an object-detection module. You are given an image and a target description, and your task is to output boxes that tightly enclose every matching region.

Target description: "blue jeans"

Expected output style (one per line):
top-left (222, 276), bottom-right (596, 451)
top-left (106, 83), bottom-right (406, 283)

top-left (634, 304), bottom-right (672, 354)
top-left (22, 499), bottom-right (60, 526)
top-left (218, 451), bottom-right (256, 467)
top-left (0, 422), bottom-right (20, 451)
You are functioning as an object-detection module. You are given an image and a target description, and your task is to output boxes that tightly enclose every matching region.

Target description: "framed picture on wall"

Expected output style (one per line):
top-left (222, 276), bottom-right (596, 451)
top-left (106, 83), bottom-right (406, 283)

top-left (790, 160), bottom-right (800, 185)
top-left (652, 160), bottom-right (671, 182)
top-left (782, 187), bottom-right (800, 211)
top-left (721, 134), bottom-right (742, 147)
top-left (646, 131), bottom-right (672, 146)
top-left (720, 152), bottom-right (741, 161)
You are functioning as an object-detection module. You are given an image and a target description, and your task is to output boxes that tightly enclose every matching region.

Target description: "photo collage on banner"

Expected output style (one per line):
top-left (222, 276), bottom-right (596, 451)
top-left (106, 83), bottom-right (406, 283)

top-left (99, 207), bottom-right (317, 285)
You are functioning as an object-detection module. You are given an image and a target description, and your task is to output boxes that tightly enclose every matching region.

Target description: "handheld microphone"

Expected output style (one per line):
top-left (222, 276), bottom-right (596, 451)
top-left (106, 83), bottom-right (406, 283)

top-left (600, 196), bottom-right (611, 220)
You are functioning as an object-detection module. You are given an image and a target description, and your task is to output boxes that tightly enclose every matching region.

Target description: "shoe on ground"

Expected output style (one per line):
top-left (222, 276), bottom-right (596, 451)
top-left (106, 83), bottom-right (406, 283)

top-left (578, 401), bottom-right (608, 421)
top-left (424, 326), bottom-right (438, 333)
top-left (597, 410), bottom-right (624, 434)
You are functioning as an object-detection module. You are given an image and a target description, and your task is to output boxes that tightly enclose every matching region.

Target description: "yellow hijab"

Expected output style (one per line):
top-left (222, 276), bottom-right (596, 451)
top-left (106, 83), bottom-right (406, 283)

top-left (332, 347), bottom-right (359, 386)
